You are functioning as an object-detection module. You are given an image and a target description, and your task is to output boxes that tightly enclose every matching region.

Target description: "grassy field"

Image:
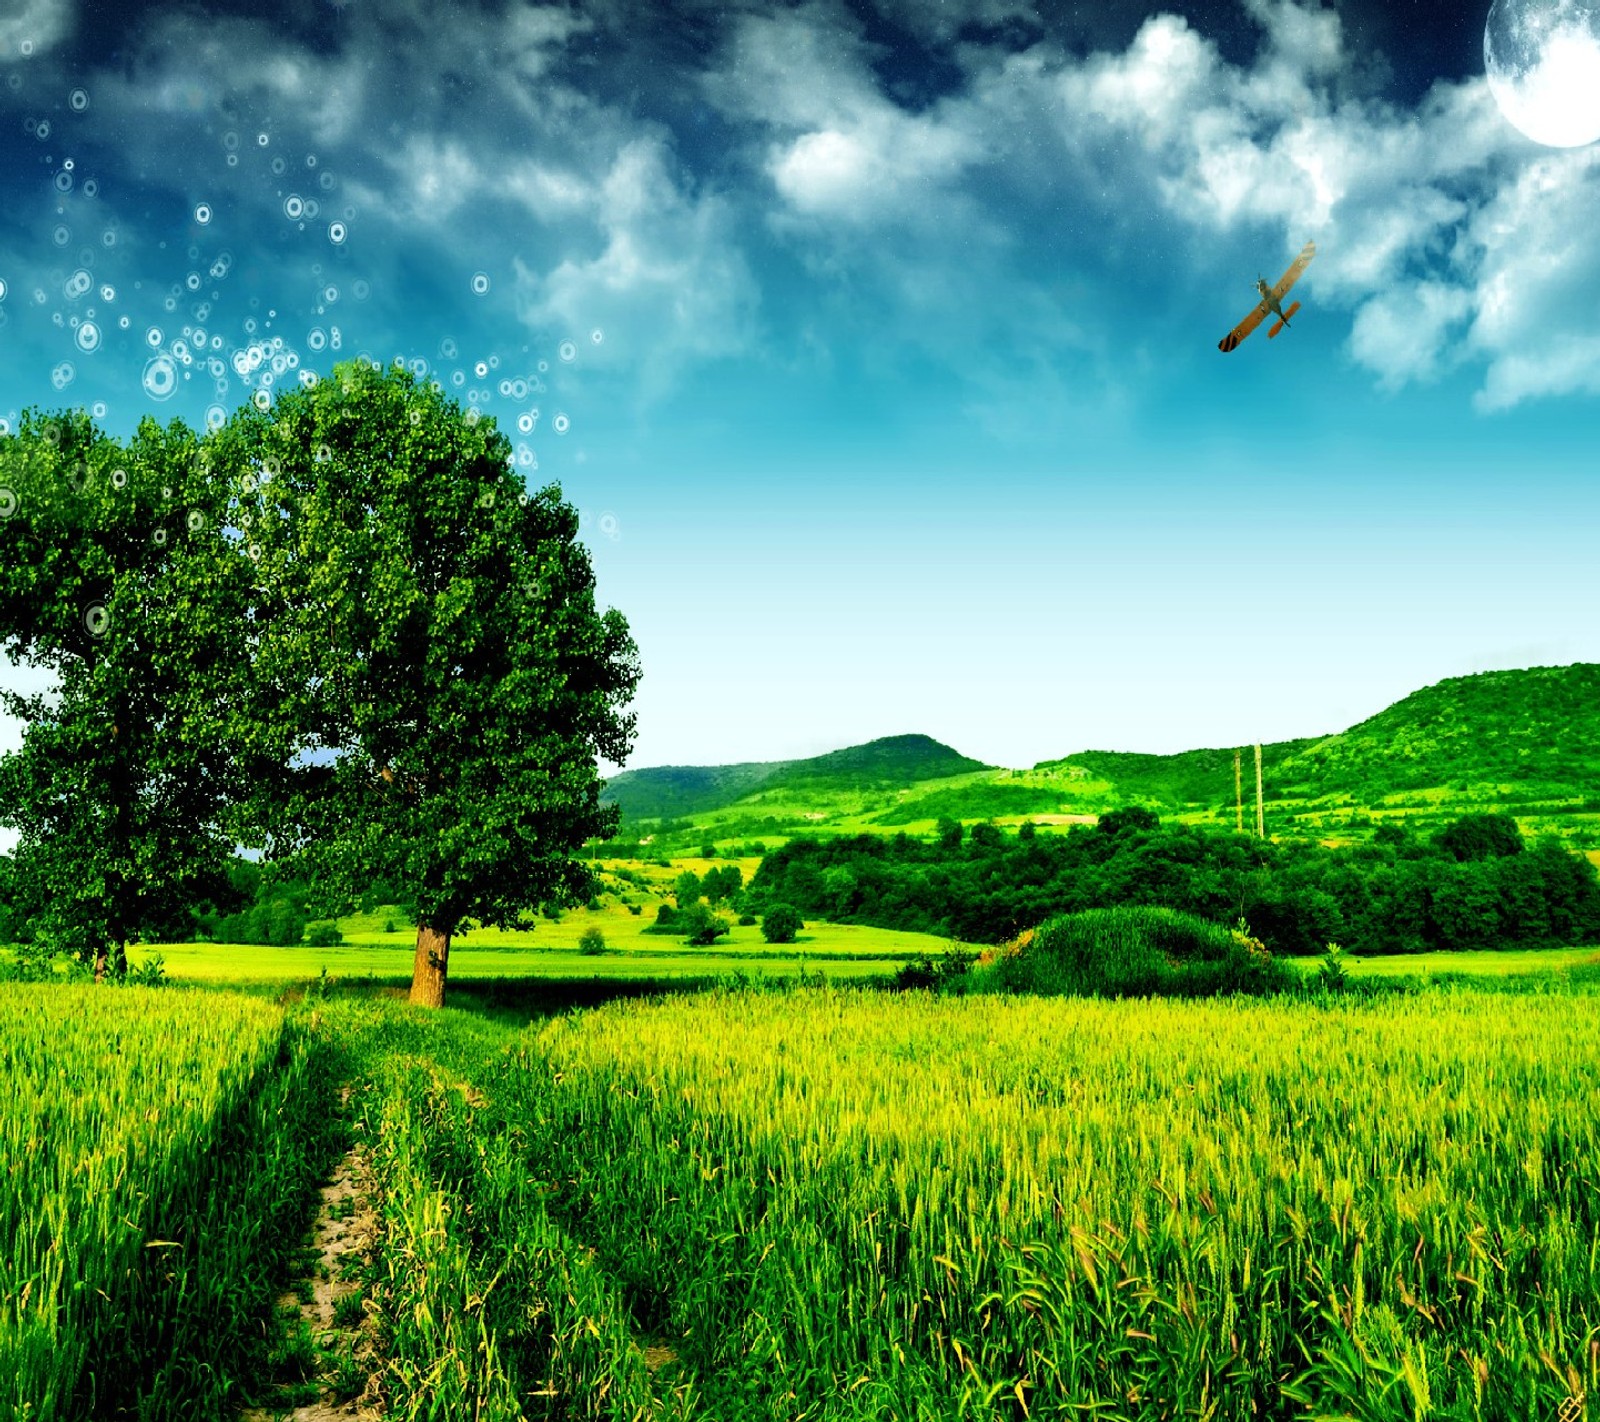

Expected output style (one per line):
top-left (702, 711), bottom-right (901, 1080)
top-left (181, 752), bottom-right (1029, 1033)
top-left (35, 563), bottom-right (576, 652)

top-left (317, 982), bottom-right (1600, 1420)
top-left (0, 986), bottom-right (336, 1421)
top-left (1338, 944), bottom-right (1600, 978)
top-left (123, 881), bottom-right (951, 983)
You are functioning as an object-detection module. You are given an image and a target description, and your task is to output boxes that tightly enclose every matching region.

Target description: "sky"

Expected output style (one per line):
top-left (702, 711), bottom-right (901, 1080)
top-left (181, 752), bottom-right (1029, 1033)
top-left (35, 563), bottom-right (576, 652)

top-left (2, 0), bottom-right (1600, 826)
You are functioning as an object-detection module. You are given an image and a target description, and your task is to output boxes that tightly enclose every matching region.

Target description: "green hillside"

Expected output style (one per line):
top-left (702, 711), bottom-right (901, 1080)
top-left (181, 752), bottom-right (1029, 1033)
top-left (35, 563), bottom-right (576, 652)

top-left (1037, 664), bottom-right (1600, 829)
top-left (598, 664), bottom-right (1600, 851)
top-left (602, 734), bottom-right (990, 823)
top-left (1273, 664), bottom-right (1600, 801)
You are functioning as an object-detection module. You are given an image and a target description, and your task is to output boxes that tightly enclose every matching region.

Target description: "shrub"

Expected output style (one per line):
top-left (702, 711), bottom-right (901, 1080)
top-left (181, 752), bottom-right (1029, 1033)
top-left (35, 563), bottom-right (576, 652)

top-left (303, 920), bottom-right (344, 947)
top-left (1096, 806), bottom-right (1160, 837)
top-left (627, 903), bottom-right (642, 916)
top-left (1436, 812), bottom-right (1524, 862)
top-left (893, 946), bottom-right (975, 993)
top-left (578, 927), bottom-right (606, 956)
top-left (679, 902), bottom-right (731, 946)
top-left (762, 904), bottom-right (803, 945)
top-left (738, 913), bottom-right (757, 927)
top-left (987, 906), bottom-right (1294, 999)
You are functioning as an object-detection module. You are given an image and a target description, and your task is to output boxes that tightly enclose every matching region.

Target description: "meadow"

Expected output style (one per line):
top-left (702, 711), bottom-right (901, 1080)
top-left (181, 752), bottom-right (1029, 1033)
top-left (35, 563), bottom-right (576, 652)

top-left (339, 983), bottom-right (1600, 1420)
top-left (8, 920), bottom-right (1600, 1419)
top-left (0, 986), bottom-right (336, 1421)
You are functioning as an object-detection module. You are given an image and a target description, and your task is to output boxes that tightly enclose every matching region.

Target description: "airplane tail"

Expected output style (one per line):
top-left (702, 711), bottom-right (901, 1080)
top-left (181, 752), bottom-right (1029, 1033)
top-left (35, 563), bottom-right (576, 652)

top-left (1268, 300), bottom-right (1301, 339)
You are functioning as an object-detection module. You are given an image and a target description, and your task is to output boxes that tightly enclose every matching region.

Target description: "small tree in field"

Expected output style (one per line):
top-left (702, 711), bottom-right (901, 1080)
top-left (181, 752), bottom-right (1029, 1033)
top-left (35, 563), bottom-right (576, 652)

top-left (674, 870), bottom-right (702, 910)
top-left (213, 361), bottom-right (639, 1008)
top-left (762, 903), bottom-right (803, 944)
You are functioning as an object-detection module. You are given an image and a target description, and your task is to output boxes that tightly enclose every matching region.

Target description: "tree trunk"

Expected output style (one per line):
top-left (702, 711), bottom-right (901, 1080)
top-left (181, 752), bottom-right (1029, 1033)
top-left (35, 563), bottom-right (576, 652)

top-left (93, 944), bottom-right (108, 983)
top-left (409, 922), bottom-right (451, 1008)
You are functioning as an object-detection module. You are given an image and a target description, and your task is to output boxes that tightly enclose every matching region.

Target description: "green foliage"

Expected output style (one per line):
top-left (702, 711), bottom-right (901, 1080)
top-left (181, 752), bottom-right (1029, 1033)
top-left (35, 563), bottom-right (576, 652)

top-left (1097, 804), bottom-right (1161, 836)
top-left (737, 913), bottom-right (757, 927)
top-left (967, 821), bottom-right (1003, 850)
top-left (892, 944), bottom-right (976, 992)
top-left (989, 906), bottom-right (1295, 998)
top-left (1436, 811), bottom-right (1525, 862)
top-left (577, 926), bottom-right (606, 956)
top-left (752, 823), bottom-right (1600, 956)
top-left (207, 361), bottom-right (639, 1002)
top-left (935, 815), bottom-right (963, 849)
top-left (302, 920), bottom-right (344, 948)
top-left (673, 870), bottom-right (701, 909)
top-left (700, 842), bottom-right (716, 858)
top-left (761, 903), bottom-right (803, 944)
top-left (677, 902), bottom-right (731, 946)
top-left (0, 410), bottom-right (251, 974)
top-left (701, 864), bottom-right (742, 902)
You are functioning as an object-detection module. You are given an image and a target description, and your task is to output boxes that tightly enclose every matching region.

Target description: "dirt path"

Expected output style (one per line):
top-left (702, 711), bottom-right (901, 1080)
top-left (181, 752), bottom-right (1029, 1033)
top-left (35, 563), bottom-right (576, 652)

top-left (242, 1095), bottom-right (382, 1421)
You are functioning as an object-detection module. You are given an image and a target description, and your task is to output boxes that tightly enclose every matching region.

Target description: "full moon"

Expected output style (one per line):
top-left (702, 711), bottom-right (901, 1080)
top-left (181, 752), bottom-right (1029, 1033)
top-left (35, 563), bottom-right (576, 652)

top-left (1486, 0), bottom-right (1600, 146)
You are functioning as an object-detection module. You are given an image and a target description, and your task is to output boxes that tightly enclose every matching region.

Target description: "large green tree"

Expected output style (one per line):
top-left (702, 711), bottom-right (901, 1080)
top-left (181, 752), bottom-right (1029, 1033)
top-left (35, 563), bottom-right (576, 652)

top-left (0, 410), bottom-right (247, 977)
top-left (214, 360), bottom-right (638, 1006)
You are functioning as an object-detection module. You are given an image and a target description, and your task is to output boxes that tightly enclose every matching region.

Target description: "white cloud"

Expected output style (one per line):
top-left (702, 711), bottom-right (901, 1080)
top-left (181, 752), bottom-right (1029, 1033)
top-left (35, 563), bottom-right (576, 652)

top-left (0, 0), bottom-right (73, 60)
top-left (513, 138), bottom-right (761, 401)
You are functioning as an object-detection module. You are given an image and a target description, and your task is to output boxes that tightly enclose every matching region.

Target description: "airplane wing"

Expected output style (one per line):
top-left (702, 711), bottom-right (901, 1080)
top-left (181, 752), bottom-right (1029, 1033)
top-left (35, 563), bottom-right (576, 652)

top-left (1218, 300), bottom-right (1270, 353)
top-left (1270, 240), bottom-right (1316, 302)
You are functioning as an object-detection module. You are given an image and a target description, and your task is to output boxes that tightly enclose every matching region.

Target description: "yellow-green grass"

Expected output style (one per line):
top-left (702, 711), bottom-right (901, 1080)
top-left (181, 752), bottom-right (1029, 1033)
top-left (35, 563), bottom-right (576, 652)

top-left (0, 986), bottom-right (329, 1419)
top-left (496, 987), bottom-right (1600, 1418)
top-left (127, 906), bottom-right (951, 983)
top-left (1333, 944), bottom-right (1600, 978)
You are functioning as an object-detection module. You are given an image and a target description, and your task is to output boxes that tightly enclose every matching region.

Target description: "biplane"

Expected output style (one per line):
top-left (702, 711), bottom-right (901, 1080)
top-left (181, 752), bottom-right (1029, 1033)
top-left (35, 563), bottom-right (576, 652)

top-left (1217, 240), bottom-right (1316, 352)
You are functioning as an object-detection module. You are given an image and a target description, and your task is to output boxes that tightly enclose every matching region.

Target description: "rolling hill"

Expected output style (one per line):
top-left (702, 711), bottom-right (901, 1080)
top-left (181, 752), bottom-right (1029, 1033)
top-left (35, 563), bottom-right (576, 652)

top-left (600, 664), bottom-right (1600, 848)
top-left (601, 734), bottom-right (991, 823)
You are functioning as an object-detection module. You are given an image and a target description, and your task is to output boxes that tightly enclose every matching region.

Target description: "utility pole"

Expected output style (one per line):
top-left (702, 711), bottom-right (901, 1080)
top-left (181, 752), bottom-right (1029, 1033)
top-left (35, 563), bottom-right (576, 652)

top-left (1254, 742), bottom-right (1265, 839)
top-left (1234, 749), bottom-right (1244, 835)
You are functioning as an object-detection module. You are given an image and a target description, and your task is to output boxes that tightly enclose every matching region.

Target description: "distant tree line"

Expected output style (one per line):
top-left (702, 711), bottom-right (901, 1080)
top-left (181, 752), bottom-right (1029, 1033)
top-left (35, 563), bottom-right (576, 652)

top-left (746, 811), bottom-right (1600, 955)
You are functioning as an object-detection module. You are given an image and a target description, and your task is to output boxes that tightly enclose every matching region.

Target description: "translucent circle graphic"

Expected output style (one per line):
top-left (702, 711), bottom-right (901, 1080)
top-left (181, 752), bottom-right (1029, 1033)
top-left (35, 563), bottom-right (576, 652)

top-left (142, 355), bottom-right (178, 401)
top-left (85, 604), bottom-right (111, 638)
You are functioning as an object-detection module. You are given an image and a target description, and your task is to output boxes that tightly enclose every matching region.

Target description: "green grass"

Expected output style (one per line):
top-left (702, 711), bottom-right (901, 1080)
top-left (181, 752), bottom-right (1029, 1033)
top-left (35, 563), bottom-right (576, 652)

top-left (125, 895), bottom-right (953, 983)
top-left (490, 985), bottom-right (1600, 1419)
top-left (0, 985), bottom-right (338, 1420)
top-left (1336, 944), bottom-right (1600, 978)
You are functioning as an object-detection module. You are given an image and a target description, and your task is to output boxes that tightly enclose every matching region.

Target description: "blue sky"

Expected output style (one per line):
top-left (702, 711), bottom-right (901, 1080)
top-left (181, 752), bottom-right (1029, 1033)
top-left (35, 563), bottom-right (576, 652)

top-left (2, 0), bottom-right (1599, 830)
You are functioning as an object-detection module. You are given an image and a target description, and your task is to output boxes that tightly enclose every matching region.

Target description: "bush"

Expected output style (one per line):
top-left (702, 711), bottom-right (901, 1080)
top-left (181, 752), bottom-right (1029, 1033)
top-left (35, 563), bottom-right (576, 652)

top-left (1436, 812), bottom-right (1524, 862)
top-left (678, 902), bottom-right (731, 946)
top-left (762, 904), bottom-right (803, 945)
top-left (1097, 806), bottom-right (1160, 837)
top-left (893, 946), bottom-right (975, 993)
top-left (578, 927), bottom-right (606, 956)
top-left (303, 920), bottom-right (344, 947)
top-left (627, 903), bottom-right (643, 916)
top-left (988, 906), bottom-right (1294, 999)
top-left (641, 903), bottom-right (680, 936)
top-left (738, 913), bottom-right (757, 927)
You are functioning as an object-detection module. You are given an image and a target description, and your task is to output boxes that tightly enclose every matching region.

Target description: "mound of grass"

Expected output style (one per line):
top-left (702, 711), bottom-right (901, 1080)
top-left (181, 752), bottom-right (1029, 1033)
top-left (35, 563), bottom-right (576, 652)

top-left (987, 905), bottom-right (1297, 998)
